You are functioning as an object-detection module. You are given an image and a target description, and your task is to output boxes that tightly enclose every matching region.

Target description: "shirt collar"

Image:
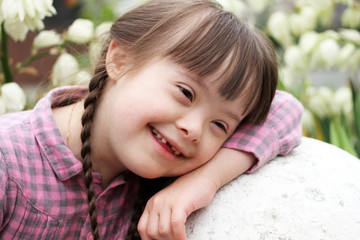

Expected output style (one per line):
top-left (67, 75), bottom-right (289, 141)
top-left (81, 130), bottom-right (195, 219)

top-left (30, 86), bottom-right (88, 181)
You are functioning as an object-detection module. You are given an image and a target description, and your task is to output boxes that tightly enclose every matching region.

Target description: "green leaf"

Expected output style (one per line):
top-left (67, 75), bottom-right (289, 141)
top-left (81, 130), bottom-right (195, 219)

top-left (329, 121), bottom-right (340, 147)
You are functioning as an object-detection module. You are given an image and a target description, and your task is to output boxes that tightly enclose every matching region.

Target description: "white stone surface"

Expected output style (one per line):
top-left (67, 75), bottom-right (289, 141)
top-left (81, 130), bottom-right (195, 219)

top-left (186, 137), bottom-right (360, 240)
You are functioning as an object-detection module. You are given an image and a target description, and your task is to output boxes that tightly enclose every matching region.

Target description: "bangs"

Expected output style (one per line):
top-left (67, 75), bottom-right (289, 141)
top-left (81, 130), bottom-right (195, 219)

top-left (166, 10), bottom-right (263, 116)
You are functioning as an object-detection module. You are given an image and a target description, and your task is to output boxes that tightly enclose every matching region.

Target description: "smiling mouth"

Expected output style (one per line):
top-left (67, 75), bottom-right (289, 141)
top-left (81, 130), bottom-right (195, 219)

top-left (151, 128), bottom-right (182, 156)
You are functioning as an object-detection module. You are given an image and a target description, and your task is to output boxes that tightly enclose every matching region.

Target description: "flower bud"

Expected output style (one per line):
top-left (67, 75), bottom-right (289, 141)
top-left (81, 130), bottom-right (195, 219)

top-left (246, 0), bottom-right (270, 13)
top-left (334, 86), bottom-right (353, 116)
top-left (267, 11), bottom-right (293, 46)
top-left (306, 87), bottom-right (334, 118)
top-left (289, 7), bottom-right (316, 36)
top-left (334, 87), bottom-right (354, 126)
top-left (318, 38), bottom-right (340, 67)
top-left (74, 70), bottom-right (92, 86)
top-left (340, 29), bottom-right (360, 43)
top-left (215, 0), bottom-right (247, 16)
top-left (284, 46), bottom-right (308, 72)
top-left (52, 53), bottom-right (80, 86)
top-left (33, 30), bottom-right (62, 50)
top-left (337, 43), bottom-right (356, 70)
top-left (89, 22), bottom-right (112, 71)
top-left (66, 19), bottom-right (94, 44)
top-left (346, 49), bottom-right (360, 72)
top-left (299, 31), bottom-right (320, 54)
top-left (341, 7), bottom-right (360, 29)
top-left (3, 19), bottom-right (29, 41)
top-left (302, 108), bottom-right (316, 132)
top-left (1, 82), bottom-right (26, 112)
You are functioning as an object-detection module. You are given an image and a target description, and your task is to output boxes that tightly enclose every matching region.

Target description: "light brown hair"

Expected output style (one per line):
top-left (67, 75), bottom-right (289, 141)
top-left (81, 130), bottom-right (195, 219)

top-left (80, 0), bottom-right (277, 239)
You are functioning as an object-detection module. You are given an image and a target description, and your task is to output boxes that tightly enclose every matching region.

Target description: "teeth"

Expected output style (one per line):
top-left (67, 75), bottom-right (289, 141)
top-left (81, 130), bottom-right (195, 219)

top-left (171, 147), bottom-right (181, 156)
top-left (152, 128), bottom-right (181, 156)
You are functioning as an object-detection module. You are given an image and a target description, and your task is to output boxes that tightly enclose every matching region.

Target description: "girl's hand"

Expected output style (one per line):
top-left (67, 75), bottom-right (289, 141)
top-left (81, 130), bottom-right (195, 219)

top-left (137, 148), bottom-right (255, 239)
top-left (137, 173), bottom-right (218, 240)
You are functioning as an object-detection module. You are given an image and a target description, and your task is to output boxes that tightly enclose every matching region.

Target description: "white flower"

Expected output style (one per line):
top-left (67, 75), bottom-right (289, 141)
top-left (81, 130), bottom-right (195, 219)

top-left (1, 82), bottom-right (26, 112)
top-left (306, 87), bottom-right (334, 118)
top-left (3, 18), bottom-right (29, 41)
top-left (341, 7), bottom-right (360, 29)
top-left (279, 67), bottom-right (295, 89)
top-left (215, 0), bottom-right (247, 17)
top-left (267, 11), bottom-right (293, 46)
top-left (334, 86), bottom-right (353, 117)
top-left (299, 0), bottom-right (333, 27)
top-left (299, 31), bottom-right (320, 54)
top-left (0, 0), bottom-right (56, 41)
top-left (89, 22), bottom-right (112, 71)
top-left (339, 29), bottom-right (360, 43)
top-left (337, 43), bottom-right (356, 70)
top-left (74, 70), bottom-right (92, 86)
top-left (66, 19), bottom-right (94, 44)
top-left (284, 46), bottom-right (308, 72)
top-left (33, 30), bottom-right (62, 50)
top-left (52, 53), bottom-right (80, 86)
top-left (302, 108), bottom-right (316, 132)
top-left (322, 30), bottom-right (340, 40)
top-left (245, 0), bottom-right (270, 14)
top-left (317, 38), bottom-right (340, 67)
top-left (289, 7), bottom-right (316, 36)
top-left (346, 49), bottom-right (360, 73)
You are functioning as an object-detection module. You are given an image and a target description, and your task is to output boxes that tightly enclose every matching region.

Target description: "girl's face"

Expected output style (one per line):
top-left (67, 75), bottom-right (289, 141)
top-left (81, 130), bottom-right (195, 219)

top-left (94, 43), bottom-right (245, 179)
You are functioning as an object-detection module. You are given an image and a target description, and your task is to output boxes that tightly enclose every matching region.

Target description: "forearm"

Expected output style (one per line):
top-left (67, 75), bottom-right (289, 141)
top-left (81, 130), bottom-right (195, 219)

top-left (185, 148), bottom-right (256, 191)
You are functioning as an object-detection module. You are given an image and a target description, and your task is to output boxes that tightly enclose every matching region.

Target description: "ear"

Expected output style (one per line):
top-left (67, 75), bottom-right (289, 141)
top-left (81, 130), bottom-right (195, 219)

top-left (106, 39), bottom-right (128, 81)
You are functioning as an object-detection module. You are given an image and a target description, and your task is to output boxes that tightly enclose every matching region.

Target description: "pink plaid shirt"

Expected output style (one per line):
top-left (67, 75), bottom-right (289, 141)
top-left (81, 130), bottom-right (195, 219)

top-left (0, 86), bottom-right (302, 239)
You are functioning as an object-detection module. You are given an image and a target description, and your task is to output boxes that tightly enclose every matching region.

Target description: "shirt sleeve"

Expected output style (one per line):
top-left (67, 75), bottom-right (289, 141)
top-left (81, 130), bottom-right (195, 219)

top-left (222, 90), bottom-right (303, 173)
top-left (0, 152), bottom-right (7, 229)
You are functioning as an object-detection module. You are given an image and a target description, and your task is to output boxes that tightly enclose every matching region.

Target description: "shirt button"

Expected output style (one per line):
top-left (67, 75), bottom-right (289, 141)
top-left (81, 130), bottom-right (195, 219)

top-left (87, 232), bottom-right (93, 240)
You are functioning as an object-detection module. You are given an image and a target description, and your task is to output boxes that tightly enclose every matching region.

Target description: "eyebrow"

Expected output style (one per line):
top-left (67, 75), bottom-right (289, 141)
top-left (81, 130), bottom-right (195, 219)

top-left (224, 109), bottom-right (242, 123)
top-left (178, 68), bottom-right (209, 91)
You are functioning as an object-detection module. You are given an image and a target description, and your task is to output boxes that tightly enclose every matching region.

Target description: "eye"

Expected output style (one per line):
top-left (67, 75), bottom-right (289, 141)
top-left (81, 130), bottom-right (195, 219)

top-left (213, 121), bottom-right (227, 133)
top-left (179, 86), bottom-right (194, 102)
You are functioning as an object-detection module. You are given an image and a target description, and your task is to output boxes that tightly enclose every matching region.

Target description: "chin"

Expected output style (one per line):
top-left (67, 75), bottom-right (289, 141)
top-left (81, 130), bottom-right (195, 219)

top-left (132, 168), bottom-right (164, 179)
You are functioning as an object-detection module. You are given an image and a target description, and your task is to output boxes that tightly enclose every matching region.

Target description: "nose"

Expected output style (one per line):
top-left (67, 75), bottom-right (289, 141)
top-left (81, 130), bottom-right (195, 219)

top-left (175, 113), bottom-right (203, 143)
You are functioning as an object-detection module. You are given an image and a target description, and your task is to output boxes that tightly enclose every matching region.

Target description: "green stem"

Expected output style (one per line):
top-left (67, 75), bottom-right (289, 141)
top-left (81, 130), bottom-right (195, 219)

top-left (1, 23), bottom-right (13, 83)
top-left (14, 50), bottom-right (51, 73)
top-left (14, 41), bottom-right (69, 73)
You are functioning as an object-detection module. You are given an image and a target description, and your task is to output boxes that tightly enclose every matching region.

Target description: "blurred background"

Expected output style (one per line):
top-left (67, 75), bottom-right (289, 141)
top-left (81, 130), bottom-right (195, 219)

top-left (1, 0), bottom-right (360, 157)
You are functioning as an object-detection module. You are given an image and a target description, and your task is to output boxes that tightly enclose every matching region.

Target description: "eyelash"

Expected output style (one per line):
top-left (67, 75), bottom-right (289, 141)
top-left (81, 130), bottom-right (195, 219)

top-left (179, 86), bottom-right (194, 102)
top-left (214, 121), bottom-right (227, 133)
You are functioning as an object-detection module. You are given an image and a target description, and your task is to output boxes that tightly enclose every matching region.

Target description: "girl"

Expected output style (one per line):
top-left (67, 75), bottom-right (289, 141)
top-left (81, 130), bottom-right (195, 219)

top-left (0, 0), bottom-right (303, 239)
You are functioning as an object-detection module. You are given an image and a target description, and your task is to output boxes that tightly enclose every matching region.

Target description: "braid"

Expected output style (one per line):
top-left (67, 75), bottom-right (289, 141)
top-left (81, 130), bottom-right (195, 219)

top-left (80, 63), bottom-right (108, 240)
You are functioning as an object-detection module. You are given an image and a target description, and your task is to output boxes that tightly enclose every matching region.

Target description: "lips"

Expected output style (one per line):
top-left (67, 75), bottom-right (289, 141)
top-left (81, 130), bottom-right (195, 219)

top-left (151, 127), bottom-right (182, 156)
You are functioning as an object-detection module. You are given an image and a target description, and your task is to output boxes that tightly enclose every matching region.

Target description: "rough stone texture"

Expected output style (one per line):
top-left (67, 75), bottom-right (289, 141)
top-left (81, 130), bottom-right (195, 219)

top-left (186, 137), bottom-right (360, 240)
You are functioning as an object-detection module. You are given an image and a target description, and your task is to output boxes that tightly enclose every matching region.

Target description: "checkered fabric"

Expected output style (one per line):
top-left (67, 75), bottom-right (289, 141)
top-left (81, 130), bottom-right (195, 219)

top-left (0, 86), bottom-right (139, 239)
top-left (223, 90), bottom-right (303, 173)
top-left (0, 86), bottom-right (302, 239)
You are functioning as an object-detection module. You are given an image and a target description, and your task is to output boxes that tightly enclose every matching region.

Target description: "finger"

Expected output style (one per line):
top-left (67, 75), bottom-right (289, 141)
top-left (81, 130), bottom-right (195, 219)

top-left (171, 209), bottom-right (187, 240)
top-left (138, 210), bottom-right (151, 240)
top-left (158, 207), bottom-right (172, 237)
top-left (146, 210), bottom-right (160, 238)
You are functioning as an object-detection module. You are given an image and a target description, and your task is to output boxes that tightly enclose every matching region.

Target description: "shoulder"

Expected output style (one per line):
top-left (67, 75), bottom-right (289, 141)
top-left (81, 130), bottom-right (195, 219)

top-left (0, 110), bottom-right (32, 129)
top-left (272, 90), bottom-right (303, 110)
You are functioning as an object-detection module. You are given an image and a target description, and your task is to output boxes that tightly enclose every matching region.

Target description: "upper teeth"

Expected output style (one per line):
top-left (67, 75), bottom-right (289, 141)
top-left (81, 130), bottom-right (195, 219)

top-left (152, 128), bottom-right (181, 156)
